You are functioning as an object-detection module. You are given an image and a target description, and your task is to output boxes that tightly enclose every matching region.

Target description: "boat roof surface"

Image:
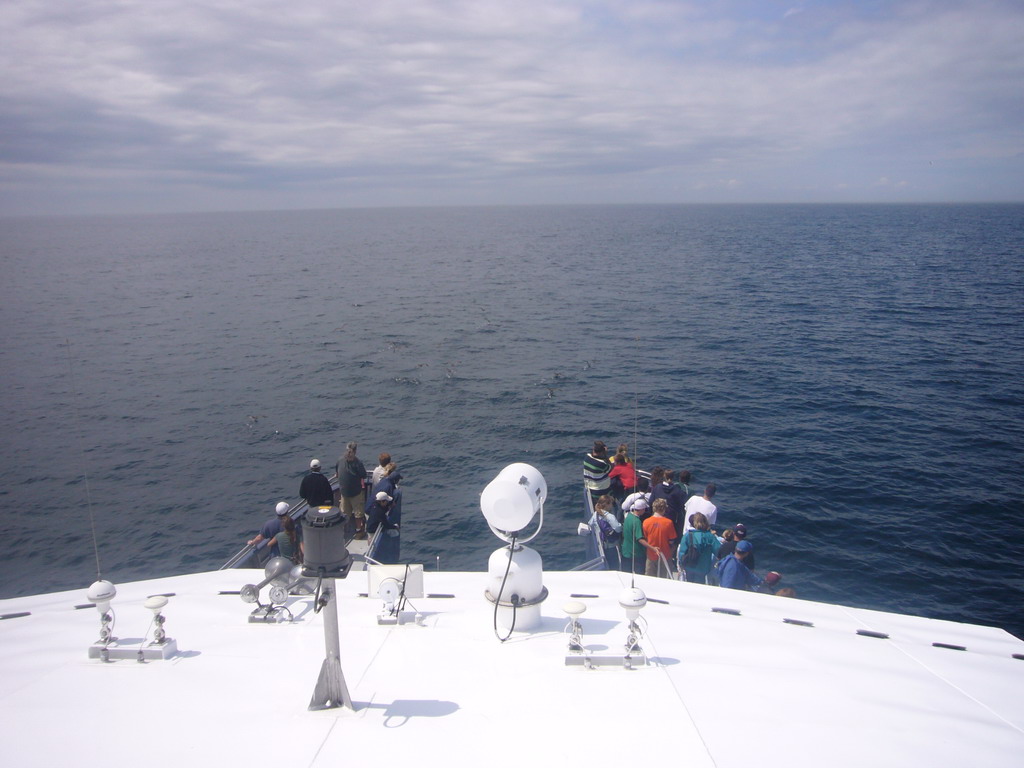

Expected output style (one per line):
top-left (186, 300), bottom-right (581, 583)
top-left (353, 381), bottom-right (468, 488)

top-left (1, 568), bottom-right (1022, 767)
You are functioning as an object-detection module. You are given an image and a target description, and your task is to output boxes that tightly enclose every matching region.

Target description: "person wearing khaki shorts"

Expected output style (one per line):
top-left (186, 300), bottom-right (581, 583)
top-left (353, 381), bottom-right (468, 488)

top-left (336, 441), bottom-right (368, 538)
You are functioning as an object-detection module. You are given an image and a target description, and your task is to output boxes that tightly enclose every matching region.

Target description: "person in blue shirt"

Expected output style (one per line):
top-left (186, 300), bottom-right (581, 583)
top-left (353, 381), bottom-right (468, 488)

top-left (717, 540), bottom-right (764, 590)
top-left (246, 501), bottom-right (291, 557)
top-left (366, 490), bottom-right (401, 564)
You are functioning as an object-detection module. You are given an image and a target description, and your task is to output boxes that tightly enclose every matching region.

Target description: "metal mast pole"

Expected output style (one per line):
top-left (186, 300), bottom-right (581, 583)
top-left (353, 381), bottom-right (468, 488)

top-left (309, 579), bottom-right (354, 710)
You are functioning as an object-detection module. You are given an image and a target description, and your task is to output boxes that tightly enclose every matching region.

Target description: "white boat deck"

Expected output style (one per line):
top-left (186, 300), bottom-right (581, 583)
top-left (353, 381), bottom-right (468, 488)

top-left (1, 567), bottom-right (1022, 767)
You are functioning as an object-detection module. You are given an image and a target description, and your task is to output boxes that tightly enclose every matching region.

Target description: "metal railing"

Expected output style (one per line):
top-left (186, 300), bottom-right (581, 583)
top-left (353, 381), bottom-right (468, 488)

top-left (222, 470), bottom-right (400, 571)
top-left (579, 467), bottom-right (654, 573)
top-left (219, 473), bottom-right (342, 570)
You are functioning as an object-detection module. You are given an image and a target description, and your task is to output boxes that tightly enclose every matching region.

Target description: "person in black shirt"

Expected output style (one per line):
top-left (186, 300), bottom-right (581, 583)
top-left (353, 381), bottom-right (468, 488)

top-left (299, 458), bottom-right (334, 508)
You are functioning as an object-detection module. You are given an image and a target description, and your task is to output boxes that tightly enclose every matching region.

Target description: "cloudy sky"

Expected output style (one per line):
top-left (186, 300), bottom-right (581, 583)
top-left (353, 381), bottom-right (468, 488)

top-left (2, 0), bottom-right (1022, 215)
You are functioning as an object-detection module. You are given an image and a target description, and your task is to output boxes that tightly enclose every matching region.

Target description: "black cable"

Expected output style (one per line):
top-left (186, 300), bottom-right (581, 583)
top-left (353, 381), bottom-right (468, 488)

top-left (631, 539), bottom-right (637, 589)
top-left (397, 563), bottom-right (410, 614)
top-left (312, 572), bottom-right (326, 614)
top-left (493, 534), bottom-right (519, 642)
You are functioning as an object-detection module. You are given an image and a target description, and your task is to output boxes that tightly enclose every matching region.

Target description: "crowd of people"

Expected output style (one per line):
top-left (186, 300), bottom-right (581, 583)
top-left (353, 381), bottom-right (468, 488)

top-left (585, 440), bottom-right (788, 595)
top-left (241, 439), bottom-right (788, 592)
top-left (245, 443), bottom-right (405, 565)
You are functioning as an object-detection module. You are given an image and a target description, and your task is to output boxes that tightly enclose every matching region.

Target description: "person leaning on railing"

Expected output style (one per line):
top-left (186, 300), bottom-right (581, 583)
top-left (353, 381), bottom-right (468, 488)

top-left (247, 501), bottom-right (291, 557)
top-left (583, 440), bottom-right (612, 503)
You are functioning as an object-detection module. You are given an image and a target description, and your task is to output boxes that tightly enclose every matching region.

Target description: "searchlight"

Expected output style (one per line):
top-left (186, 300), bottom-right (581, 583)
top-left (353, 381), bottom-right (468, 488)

top-left (480, 462), bottom-right (546, 543)
top-left (481, 464), bottom-right (549, 635)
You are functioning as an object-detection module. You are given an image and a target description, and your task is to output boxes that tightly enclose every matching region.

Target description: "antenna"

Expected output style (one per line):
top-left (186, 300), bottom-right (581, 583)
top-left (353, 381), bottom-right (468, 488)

top-left (64, 339), bottom-right (103, 582)
top-left (633, 334), bottom-right (640, 483)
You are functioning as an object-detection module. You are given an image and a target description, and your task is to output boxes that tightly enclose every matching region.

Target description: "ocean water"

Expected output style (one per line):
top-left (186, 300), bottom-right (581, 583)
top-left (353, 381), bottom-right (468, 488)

top-left (1, 204), bottom-right (1022, 639)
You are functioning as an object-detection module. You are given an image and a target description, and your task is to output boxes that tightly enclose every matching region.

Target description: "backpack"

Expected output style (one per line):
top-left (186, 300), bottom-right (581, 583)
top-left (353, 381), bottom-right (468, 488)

top-left (680, 532), bottom-right (700, 568)
top-left (597, 515), bottom-right (622, 545)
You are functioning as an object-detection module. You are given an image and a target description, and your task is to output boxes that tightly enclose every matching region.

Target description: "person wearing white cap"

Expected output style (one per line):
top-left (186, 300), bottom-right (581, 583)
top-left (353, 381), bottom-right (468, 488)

top-left (365, 490), bottom-right (401, 563)
top-left (620, 496), bottom-right (649, 574)
top-left (621, 489), bottom-right (651, 520)
top-left (246, 501), bottom-right (292, 557)
top-left (299, 458), bottom-right (334, 508)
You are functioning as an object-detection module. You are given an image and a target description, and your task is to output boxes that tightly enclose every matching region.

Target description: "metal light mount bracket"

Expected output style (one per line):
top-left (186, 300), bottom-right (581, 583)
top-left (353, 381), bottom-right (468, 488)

top-left (86, 580), bottom-right (117, 654)
top-left (368, 564), bottom-right (426, 626)
top-left (483, 583), bottom-right (550, 609)
top-left (145, 595), bottom-right (169, 645)
top-left (564, 601), bottom-right (587, 651)
top-left (133, 595), bottom-right (179, 662)
top-left (240, 557), bottom-right (295, 623)
top-left (566, 588), bottom-right (649, 669)
top-left (621, 587), bottom-right (648, 668)
top-left (562, 600), bottom-right (591, 666)
top-left (377, 578), bottom-right (401, 625)
top-left (85, 582), bottom-right (178, 662)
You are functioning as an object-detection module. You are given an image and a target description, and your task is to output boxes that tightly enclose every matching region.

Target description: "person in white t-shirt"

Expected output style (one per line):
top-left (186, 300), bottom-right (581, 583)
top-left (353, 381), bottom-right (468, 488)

top-left (371, 452), bottom-right (391, 487)
top-left (683, 483), bottom-right (718, 534)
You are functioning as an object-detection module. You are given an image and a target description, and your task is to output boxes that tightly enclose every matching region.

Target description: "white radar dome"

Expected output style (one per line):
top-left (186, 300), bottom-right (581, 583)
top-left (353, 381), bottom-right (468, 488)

top-left (87, 580), bottom-right (117, 610)
top-left (619, 587), bottom-right (647, 621)
top-left (144, 595), bottom-right (168, 613)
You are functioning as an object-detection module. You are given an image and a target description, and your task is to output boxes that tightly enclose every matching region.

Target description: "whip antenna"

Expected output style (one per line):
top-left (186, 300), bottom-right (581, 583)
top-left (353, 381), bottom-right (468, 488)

top-left (631, 334), bottom-right (640, 591)
top-left (633, 335), bottom-right (640, 478)
top-left (65, 339), bottom-right (103, 581)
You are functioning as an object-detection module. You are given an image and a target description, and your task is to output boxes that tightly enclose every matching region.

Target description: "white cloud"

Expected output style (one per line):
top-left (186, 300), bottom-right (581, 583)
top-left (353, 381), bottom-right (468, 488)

top-left (0, 0), bottom-right (1021, 213)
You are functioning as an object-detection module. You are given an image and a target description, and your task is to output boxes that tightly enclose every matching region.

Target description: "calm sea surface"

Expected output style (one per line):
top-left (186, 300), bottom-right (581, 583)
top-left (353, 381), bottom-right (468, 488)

top-left (1, 204), bottom-right (1022, 638)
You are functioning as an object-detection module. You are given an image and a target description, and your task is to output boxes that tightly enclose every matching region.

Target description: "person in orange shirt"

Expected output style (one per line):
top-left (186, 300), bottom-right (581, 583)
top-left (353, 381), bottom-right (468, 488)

top-left (642, 498), bottom-right (675, 578)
